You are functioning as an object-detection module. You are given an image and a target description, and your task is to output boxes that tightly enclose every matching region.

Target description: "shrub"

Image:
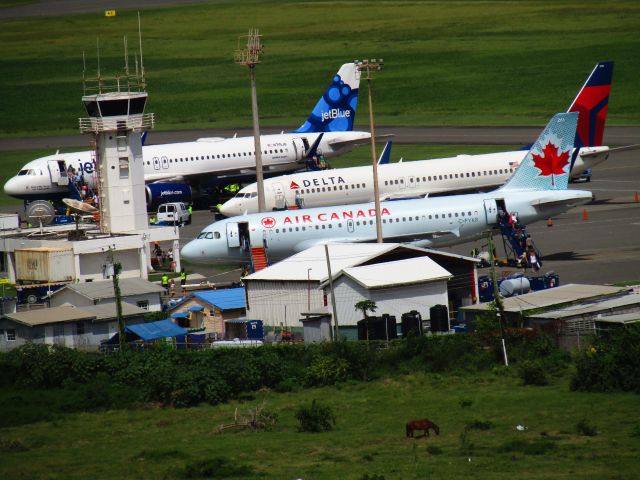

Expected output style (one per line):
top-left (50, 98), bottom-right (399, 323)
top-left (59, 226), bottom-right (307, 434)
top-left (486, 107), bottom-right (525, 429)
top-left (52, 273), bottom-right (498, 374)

top-left (571, 324), bottom-right (640, 392)
top-left (295, 400), bottom-right (336, 433)
top-left (576, 418), bottom-right (598, 437)
top-left (459, 398), bottom-right (473, 408)
top-left (500, 438), bottom-right (557, 455)
top-left (304, 356), bottom-right (349, 386)
top-left (519, 360), bottom-right (549, 386)
top-left (426, 445), bottom-right (443, 455)
top-left (180, 457), bottom-right (253, 479)
top-left (466, 419), bottom-right (493, 431)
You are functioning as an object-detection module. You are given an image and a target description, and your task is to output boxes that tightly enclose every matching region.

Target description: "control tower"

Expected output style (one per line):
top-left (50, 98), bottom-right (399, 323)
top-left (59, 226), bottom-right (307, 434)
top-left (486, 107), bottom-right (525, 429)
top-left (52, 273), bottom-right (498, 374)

top-left (79, 73), bottom-right (153, 233)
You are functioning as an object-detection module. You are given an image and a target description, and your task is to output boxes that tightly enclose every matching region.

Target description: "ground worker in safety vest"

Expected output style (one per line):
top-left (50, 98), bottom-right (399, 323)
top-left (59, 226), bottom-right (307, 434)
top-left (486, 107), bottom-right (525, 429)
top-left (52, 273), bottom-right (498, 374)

top-left (180, 268), bottom-right (187, 287)
top-left (161, 273), bottom-right (169, 290)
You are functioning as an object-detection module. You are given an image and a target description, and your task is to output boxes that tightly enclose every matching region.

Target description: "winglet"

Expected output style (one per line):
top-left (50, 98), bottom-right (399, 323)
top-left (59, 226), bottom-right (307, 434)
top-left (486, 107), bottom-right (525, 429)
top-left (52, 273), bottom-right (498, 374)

top-left (500, 113), bottom-right (578, 192)
top-left (292, 63), bottom-right (359, 133)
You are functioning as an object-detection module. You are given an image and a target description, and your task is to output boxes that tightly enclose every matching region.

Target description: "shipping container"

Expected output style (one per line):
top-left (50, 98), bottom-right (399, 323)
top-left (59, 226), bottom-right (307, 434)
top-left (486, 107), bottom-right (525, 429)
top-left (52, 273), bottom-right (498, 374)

top-left (15, 248), bottom-right (74, 283)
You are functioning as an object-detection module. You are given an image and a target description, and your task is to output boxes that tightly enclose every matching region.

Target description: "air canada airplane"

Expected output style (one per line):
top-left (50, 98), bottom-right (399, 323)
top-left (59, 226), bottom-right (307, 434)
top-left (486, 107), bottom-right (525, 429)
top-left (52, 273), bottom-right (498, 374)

top-left (4, 63), bottom-right (371, 207)
top-left (181, 112), bottom-right (592, 264)
top-left (220, 61), bottom-right (616, 216)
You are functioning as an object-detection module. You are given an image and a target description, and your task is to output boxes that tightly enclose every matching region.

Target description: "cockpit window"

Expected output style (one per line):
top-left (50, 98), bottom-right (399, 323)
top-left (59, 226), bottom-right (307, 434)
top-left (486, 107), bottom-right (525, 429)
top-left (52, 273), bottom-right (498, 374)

top-left (250, 192), bottom-right (257, 198)
top-left (18, 169), bottom-right (28, 176)
top-left (214, 232), bottom-right (220, 239)
top-left (28, 169), bottom-right (37, 176)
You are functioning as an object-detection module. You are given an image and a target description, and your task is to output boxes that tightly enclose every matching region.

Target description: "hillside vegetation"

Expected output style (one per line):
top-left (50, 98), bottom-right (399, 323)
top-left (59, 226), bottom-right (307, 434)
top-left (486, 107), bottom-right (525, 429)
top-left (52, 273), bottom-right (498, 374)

top-left (0, 0), bottom-right (639, 136)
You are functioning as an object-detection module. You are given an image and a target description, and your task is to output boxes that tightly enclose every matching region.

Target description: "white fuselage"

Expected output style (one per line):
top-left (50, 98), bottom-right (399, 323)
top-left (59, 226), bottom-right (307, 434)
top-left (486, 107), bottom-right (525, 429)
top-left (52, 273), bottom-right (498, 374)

top-left (182, 188), bottom-right (594, 264)
top-left (3, 131), bottom-right (370, 200)
top-left (220, 146), bottom-right (608, 216)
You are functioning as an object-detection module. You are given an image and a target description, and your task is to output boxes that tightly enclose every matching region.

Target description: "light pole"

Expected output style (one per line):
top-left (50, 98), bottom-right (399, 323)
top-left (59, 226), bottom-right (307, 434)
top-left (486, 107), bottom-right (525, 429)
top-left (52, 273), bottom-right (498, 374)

top-left (307, 268), bottom-right (313, 311)
top-left (235, 29), bottom-right (266, 212)
top-left (354, 59), bottom-right (384, 243)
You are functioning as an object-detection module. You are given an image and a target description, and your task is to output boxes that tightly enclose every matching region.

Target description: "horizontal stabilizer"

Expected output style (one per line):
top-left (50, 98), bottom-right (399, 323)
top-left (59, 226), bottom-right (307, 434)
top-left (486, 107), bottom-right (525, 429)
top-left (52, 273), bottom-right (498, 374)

top-left (328, 133), bottom-right (393, 151)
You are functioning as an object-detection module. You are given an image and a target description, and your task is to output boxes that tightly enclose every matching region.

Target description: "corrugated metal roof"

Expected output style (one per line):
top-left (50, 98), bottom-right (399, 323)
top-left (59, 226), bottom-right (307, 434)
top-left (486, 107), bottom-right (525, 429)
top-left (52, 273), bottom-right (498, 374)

top-left (193, 287), bottom-right (246, 310)
top-left (52, 278), bottom-right (165, 300)
top-left (529, 293), bottom-right (640, 319)
top-left (461, 284), bottom-right (628, 313)
top-left (4, 306), bottom-right (95, 326)
top-left (4, 302), bottom-right (148, 326)
top-left (595, 313), bottom-right (640, 324)
top-left (78, 303), bottom-right (148, 320)
top-left (340, 257), bottom-right (452, 289)
top-left (246, 243), bottom-right (470, 282)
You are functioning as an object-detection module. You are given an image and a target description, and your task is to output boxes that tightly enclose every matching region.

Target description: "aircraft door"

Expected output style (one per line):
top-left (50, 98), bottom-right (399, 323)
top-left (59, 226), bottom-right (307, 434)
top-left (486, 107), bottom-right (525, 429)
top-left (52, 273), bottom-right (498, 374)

top-left (153, 157), bottom-right (160, 170)
top-left (161, 156), bottom-right (169, 169)
top-left (272, 183), bottom-right (286, 210)
top-left (47, 160), bottom-right (68, 186)
top-left (292, 138), bottom-right (306, 161)
top-left (347, 219), bottom-right (354, 233)
top-left (483, 199), bottom-right (498, 225)
top-left (226, 222), bottom-right (241, 248)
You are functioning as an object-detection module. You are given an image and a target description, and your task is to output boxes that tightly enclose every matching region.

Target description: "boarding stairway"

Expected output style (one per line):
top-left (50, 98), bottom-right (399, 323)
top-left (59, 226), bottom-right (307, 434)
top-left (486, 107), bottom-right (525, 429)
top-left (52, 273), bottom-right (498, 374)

top-left (497, 220), bottom-right (542, 268)
top-left (250, 247), bottom-right (269, 272)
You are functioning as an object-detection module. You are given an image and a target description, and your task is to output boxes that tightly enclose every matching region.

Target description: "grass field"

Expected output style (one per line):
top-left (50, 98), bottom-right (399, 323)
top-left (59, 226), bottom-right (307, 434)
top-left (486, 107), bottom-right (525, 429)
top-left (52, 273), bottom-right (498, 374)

top-left (0, 144), bottom-right (516, 206)
top-left (1, 1), bottom-right (639, 137)
top-left (1, 371), bottom-right (639, 479)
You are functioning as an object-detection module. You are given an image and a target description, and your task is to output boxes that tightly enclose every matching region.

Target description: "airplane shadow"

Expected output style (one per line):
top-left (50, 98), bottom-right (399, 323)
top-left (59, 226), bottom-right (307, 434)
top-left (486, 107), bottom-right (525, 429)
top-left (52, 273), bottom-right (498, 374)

top-left (542, 251), bottom-right (591, 262)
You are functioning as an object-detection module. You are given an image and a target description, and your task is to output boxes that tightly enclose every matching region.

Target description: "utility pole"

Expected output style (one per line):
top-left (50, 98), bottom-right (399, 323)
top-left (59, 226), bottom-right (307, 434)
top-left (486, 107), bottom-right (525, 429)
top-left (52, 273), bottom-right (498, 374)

top-left (324, 244), bottom-right (340, 341)
top-left (354, 59), bottom-right (384, 242)
top-left (106, 248), bottom-right (125, 351)
top-left (487, 231), bottom-right (508, 366)
top-left (235, 29), bottom-right (265, 212)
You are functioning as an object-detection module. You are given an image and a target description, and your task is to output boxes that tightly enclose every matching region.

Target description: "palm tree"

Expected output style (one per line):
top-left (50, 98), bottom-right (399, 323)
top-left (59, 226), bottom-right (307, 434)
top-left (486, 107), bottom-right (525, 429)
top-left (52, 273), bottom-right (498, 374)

top-left (354, 299), bottom-right (377, 343)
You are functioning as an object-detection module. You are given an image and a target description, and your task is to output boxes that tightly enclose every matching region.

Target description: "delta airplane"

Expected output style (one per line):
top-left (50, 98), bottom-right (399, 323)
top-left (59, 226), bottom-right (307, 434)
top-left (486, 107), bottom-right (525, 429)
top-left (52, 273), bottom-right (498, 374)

top-left (181, 112), bottom-right (592, 264)
top-left (220, 61), bottom-right (615, 216)
top-left (4, 63), bottom-right (371, 207)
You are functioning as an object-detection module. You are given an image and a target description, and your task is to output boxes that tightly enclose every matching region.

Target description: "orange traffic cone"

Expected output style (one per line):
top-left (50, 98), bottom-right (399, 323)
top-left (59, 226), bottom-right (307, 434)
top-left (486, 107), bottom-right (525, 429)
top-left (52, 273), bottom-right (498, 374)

top-left (583, 209), bottom-right (588, 221)
top-left (547, 218), bottom-right (553, 227)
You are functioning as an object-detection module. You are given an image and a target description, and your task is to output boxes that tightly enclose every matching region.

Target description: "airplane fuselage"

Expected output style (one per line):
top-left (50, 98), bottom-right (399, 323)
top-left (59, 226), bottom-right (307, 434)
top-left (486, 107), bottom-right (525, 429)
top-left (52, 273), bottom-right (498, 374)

top-left (4, 131), bottom-right (370, 201)
top-left (220, 146), bottom-right (609, 216)
top-left (182, 188), bottom-right (594, 264)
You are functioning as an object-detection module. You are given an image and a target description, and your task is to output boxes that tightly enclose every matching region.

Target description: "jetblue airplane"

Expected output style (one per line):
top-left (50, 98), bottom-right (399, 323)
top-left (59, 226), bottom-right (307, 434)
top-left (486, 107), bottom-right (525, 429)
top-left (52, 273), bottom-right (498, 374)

top-left (182, 112), bottom-right (592, 264)
top-left (220, 62), bottom-right (615, 216)
top-left (4, 63), bottom-right (371, 207)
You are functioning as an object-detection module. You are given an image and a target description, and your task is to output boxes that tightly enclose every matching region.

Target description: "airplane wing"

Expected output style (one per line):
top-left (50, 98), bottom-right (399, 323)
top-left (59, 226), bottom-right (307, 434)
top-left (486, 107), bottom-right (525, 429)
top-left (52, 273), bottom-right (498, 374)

top-left (580, 144), bottom-right (640, 157)
top-left (327, 133), bottom-right (394, 150)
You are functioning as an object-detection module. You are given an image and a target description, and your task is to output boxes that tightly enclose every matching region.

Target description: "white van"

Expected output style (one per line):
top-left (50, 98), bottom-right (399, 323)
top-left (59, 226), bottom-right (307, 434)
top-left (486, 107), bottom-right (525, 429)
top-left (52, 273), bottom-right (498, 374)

top-left (157, 202), bottom-right (191, 225)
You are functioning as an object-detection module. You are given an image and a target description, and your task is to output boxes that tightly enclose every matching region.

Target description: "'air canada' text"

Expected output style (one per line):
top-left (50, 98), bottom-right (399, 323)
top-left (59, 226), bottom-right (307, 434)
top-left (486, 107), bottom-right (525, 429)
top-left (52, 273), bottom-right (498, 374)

top-left (279, 207), bottom-right (391, 225)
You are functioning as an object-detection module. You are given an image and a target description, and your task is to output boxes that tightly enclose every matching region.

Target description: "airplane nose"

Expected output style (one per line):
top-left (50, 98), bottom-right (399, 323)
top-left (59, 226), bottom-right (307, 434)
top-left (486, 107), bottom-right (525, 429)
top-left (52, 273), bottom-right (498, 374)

top-left (3, 176), bottom-right (22, 197)
top-left (180, 239), bottom-right (207, 265)
top-left (218, 202), bottom-right (238, 217)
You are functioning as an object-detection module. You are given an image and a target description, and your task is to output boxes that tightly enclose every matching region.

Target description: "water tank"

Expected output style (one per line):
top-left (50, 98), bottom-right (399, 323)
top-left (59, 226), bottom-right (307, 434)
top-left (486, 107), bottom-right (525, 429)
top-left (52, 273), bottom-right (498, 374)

top-left (401, 310), bottom-right (423, 337)
top-left (499, 274), bottom-right (530, 297)
top-left (357, 315), bottom-right (397, 341)
top-left (429, 304), bottom-right (449, 332)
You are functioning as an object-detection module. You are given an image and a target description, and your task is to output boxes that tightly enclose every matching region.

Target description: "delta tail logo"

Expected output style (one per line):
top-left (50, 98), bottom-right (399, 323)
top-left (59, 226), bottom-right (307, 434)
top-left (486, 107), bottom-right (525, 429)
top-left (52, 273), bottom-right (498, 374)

top-left (531, 142), bottom-right (570, 186)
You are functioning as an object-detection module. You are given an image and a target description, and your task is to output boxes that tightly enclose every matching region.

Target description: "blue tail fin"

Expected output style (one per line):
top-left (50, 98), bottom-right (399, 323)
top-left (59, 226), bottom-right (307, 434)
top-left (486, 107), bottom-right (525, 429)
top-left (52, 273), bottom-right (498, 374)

top-left (500, 113), bottom-right (578, 192)
top-left (292, 63), bottom-right (359, 133)
top-left (377, 141), bottom-right (392, 164)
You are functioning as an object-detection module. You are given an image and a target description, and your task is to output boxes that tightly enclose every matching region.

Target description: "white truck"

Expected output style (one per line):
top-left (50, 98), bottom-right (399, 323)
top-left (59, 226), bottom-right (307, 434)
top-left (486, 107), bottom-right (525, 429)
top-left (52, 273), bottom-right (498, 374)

top-left (156, 202), bottom-right (191, 226)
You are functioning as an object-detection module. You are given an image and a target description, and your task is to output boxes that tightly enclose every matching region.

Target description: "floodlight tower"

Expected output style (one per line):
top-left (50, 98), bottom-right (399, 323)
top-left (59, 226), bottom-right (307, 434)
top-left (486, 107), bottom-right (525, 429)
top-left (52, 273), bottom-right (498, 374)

top-left (235, 28), bottom-right (266, 212)
top-left (79, 30), bottom-right (154, 233)
top-left (354, 59), bottom-right (384, 243)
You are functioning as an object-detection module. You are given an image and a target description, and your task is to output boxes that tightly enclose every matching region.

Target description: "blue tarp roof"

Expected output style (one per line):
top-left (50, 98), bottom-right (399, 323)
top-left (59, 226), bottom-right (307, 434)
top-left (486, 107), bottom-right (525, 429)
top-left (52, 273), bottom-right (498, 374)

top-left (193, 287), bottom-right (246, 311)
top-left (126, 319), bottom-right (188, 341)
top-left (171, 312), bottom-right (189, 318)
top-left (188, 306), bottom-right (204, 312)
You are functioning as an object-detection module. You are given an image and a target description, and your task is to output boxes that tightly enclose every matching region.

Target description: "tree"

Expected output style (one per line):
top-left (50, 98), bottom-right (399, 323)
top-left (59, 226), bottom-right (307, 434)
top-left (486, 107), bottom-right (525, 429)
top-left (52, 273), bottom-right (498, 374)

top-left (355, 299), bottom-right (378, 343)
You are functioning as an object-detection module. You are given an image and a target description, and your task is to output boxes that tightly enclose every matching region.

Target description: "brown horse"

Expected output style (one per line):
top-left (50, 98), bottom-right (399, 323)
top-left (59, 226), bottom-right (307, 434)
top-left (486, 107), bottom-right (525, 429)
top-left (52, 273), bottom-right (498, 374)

top-left (406, 419), bottom-right (440, 438)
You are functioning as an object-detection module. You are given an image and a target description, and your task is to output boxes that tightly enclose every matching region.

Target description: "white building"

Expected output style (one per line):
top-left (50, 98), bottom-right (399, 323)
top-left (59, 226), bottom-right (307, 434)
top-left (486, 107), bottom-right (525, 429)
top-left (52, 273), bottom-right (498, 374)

top-left (244, 243), bottom-right (479, 336)
top-left (0, 302), bottom-right (147, 351)
top-left (49, 277), bottom-right (165, 312)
